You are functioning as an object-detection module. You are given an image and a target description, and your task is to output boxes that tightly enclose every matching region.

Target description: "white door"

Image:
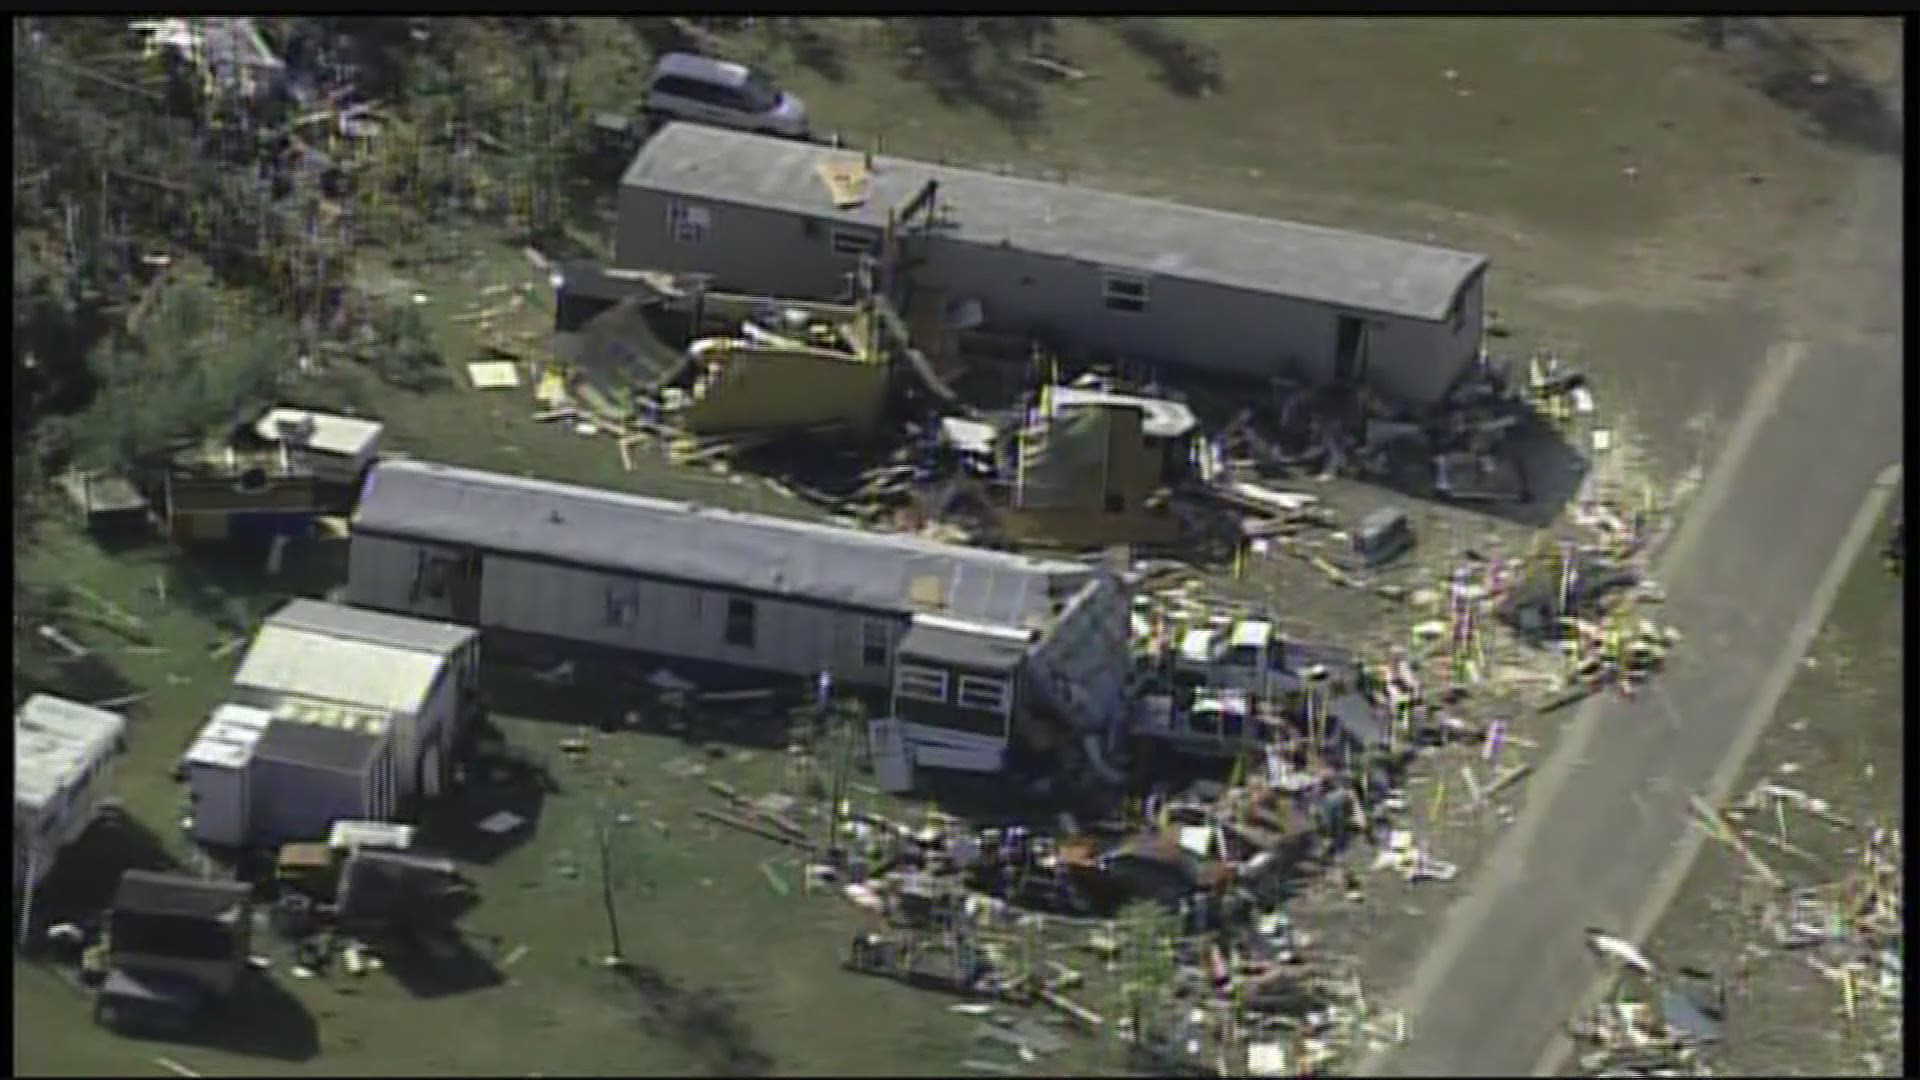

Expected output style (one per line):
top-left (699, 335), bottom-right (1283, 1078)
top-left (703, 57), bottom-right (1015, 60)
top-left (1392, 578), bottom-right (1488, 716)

top-left (868, 718), bottom-right (915, 793)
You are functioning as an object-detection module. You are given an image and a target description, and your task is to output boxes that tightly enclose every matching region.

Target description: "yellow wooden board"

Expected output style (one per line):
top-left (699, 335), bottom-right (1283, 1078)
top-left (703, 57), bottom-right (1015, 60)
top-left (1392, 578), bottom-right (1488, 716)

top-left (467, 360), bottom-right (522, 390)
top-left (814, 158), bottom-right (872, 209)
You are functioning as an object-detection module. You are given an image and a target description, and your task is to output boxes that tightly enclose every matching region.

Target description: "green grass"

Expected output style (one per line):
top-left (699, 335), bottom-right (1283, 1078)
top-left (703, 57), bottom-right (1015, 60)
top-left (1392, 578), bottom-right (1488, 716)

top-left (721, 17), bottom-right (1840, 246)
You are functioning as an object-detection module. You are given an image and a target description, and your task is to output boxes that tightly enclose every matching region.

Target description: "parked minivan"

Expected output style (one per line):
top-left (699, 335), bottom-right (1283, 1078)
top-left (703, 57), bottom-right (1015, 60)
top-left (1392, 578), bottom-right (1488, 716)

top-left (643, 53), bottom-right (809, 139)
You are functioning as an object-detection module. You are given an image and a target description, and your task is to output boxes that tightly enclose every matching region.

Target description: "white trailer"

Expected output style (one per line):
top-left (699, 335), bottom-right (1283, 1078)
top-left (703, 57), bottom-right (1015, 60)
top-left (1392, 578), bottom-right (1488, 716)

top-left (15, 695), bottom-right (127, 943)
top-left (181, 704), bottom-right (273, 848)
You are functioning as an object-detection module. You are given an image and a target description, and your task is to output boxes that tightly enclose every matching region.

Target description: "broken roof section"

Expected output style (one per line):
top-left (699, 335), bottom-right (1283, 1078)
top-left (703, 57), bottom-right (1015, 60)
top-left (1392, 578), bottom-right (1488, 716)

top-left (356, 459), bottom-right (1094, 628)
top-left (625, 123), bottom-right (1488, 323)
top-left (132, 17), bottom-right (285, 100)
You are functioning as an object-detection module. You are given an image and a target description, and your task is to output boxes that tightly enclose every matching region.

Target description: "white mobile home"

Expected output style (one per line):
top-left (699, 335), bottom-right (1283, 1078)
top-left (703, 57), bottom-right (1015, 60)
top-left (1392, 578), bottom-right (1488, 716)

top-left (616, 123), bottom-right (1490, 409)
top-left (346, 459), bottom-right (1131, 775)
top-left (229, 599), bottom-right (480, 800)
top-left (15, 695), bottom-right (126, 904)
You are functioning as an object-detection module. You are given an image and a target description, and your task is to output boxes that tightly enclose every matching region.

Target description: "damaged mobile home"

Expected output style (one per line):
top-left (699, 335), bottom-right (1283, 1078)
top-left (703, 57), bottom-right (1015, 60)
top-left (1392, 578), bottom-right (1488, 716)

top-left (346, 458), bottom-right (1133, 776)
top-left (617, 123), bottom-right (1489, 408)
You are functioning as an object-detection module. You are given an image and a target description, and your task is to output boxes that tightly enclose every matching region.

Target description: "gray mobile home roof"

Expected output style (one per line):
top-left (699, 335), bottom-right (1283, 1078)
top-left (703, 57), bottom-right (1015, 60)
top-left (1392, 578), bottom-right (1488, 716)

top-left (266, 599), bottom-right (476, 658)
top-left (623, 123), bottom-right (1488, 323)
top-left (235, 620), bottom-right (451, 719)
top-left (355, 459), bottom-right (1091, 629)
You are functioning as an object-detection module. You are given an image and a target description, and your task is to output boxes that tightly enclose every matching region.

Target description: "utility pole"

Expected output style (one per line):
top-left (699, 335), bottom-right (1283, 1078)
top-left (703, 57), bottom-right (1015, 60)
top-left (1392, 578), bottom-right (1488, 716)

top-left (594, 784), bottom-right (630, 969)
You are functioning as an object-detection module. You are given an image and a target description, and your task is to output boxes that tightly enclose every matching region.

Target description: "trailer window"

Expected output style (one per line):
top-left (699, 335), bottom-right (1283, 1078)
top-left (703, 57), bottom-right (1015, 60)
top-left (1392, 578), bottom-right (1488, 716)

top-left (724, 597), bottom-right (757, 649)
top-left (830, 228), bottom-right (879, 257)
top-left (957, 675), bottom-right (1011, 714)
top-left (1102, 273), bottom-right (1148, 314)
top-left (603, 585), bottom-right (639, 628)
top-left (896, 664), bottom-right (949, 704)
top-left (669, 201), bottom-right (710, 245)
top-left (861, 620), bottom-right (892, 668)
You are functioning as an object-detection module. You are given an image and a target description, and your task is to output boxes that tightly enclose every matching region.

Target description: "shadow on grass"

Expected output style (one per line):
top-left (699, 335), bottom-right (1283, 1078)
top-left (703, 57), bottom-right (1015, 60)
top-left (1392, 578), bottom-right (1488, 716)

top-left (163, 536), bottom-right (352, 638)
top-left (21, 809), bottom-right (182, 940)
top-left (887, 18), bottom-right (1049, 136)
top-left (614, 961), bottom-right (776, 1077)
top-left (372, 926), bottom-right (506, 999)
top-left (1098, 18), bottom-right (1224, 99)
top-left (190, 970), bottom-right (323, 1062)
top-left (482, 643), bottom-right (806, 754)
top-left (1682, 17), bottom-right (1901, 158)
top-left (417, 718), bottom-right (560, 864)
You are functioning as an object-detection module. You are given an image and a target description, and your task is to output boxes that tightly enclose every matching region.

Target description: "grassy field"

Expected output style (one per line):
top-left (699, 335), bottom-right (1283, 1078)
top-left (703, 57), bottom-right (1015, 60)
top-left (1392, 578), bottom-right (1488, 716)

top-left (1613, 504), bottom-right (1903, 1077)
top-left (14, 16), bottom-right (1896, 1078)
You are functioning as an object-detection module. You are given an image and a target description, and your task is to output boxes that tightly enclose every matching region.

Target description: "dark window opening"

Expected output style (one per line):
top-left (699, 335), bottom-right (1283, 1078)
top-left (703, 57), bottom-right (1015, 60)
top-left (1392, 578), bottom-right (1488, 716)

top-left (861, 621), bottom-right (891, 668)
top-left (724, 597), bottom-right (757, 649)
top-left (1103, 274), bottom-right (1149, 314)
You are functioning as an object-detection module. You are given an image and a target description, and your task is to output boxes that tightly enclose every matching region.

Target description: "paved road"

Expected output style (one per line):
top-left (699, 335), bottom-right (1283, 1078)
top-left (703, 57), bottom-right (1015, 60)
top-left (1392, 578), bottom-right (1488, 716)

top-left (1354, 150), bottom-right (1903, 1079)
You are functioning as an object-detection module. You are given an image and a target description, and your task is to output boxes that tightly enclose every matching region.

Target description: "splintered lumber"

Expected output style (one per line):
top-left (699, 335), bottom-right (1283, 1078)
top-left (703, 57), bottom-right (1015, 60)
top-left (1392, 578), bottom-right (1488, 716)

top-left (694, 807), bottom-right (811, 849)
top-left (1310, 554), bottom-right (1360, 588)
top-left (36, 625), bottom-right (90, 660)
top-left (1481, 763), bottom-right (1534, 803)
top-left (1688, 794), bottom-right (1783, 889)
top-left (1037, 986), bottom-right (1103, 1029)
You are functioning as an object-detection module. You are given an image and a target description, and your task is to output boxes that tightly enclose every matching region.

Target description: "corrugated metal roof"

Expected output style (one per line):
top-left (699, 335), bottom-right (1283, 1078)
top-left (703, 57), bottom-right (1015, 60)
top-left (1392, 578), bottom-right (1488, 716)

top-left (623, 123), bottom-right (1488, 323)
top-left (266, 598), bottom-right (476, 658)
top-left (355, 459), bottom-right (1090, 628)
top-left (15, 694), bottom-right (125, 813)
top-left (234, 625), bottom-right (448, 718)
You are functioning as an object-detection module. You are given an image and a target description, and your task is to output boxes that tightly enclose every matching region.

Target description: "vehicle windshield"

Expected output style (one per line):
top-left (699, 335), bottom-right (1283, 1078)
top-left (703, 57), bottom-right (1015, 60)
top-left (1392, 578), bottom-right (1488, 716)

top-left (738, 71), bottom-right (781, 112)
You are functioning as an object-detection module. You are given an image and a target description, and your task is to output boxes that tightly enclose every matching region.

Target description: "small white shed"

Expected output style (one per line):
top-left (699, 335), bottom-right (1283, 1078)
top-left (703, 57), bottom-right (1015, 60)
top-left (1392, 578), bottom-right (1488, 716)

top-left (230, 600), bottom-right (480, 802)
top-left (254, 407), bottom-right (385, 487)
top-left (180, 704), bottom-right (273, 848)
